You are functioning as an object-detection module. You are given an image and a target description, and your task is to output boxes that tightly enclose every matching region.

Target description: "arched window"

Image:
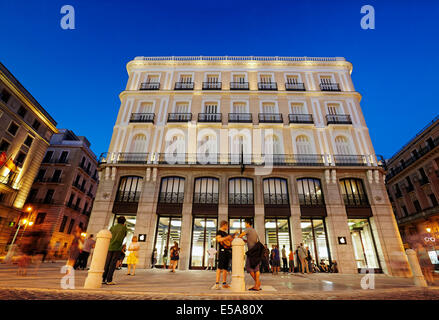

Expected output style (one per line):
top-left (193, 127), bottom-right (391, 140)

top-left (264, 135), bottom-right (282, 154)
top-left (115, 176), bottom-right (143, 203)
top-left (159, 177), bottom-right (185, 204)
top-left (339, 178), bottom-right (368, 206)
top-left (228, 178), bottom-right (254, 205)
top-left (263, 178), bottom-right (289, 205)
top-left (131, 134), bottom-right (147, 153)
top-left (296, 135), bottom-right (312, 154)
top-left (193, 177), bottom-right (219, 204)
top-left (297, 178), bottom-right (324, 206)
top-left (334, 136), bottom-right (351, 155)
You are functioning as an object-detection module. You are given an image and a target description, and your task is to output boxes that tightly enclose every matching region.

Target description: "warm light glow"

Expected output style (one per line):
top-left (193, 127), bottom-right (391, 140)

top-left (26, 206), bottom-right (32, 212)
top-left (426, 227), bottom-right (432, 233)
top-left (21, 219), bottom-right (28, 225)
top-left (81, 232), bottom-right (87, 238)
top-left (28, 221), bottom-right (34, 226)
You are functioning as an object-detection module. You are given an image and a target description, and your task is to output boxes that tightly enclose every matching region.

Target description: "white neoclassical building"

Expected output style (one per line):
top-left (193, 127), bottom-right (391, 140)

top-left (87, 56), bottom-right (411, 276)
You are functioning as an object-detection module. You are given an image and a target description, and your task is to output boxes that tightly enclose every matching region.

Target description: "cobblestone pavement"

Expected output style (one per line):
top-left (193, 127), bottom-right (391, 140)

top-left (0, 262), bottom-right (437, 300)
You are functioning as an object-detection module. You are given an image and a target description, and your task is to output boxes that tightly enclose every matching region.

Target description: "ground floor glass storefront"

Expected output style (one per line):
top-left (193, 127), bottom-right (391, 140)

top-left (300, 218), bottom-right (331, 264)
top-left (190, 218), bottom-right (217, 269)
top-left (348, 218), bottom-right (381, 270)
top-left (228, 218), bottom-right (253, 235)
top-left (154, 217), bottom-right (181, 266)
top-left (265, 218), bottom-right (292, 251)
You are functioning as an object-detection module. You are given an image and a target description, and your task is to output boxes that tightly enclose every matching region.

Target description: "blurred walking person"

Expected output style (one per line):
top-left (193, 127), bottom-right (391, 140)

top-left (206, 245), bottom-right (217, 270)
top-left (298, 243), bottom-right (309, 273)
top-left (289, 247), bottom-right (295, 273)
top-left (67, 226), bottom-right (83, 272)
top-left (75, 234), bottom-right (95, 270)
top-left (151, 248), bottom-right (157, 268)
top-left (281, 245), bottom-right (288, 273)
top-left (126, 236), bottom-right (140, 276)
top-left (102, 216), bottom-right (128, 285)
top-left (169, 242), bottom-right (180, 273)
top-left (415, 242), bottom-right (435, 285)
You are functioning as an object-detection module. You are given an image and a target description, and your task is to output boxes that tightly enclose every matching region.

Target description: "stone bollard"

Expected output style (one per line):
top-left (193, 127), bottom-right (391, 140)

top-left (230, 237), bottom-right (246, 292)
top-left (405, 249), bottom-right (427, 287)
top-left (84, 229), bottom-right (112, 289)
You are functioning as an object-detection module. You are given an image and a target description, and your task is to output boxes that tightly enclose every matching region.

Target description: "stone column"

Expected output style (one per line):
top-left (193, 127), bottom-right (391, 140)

top-left (230, 238), bottom-right (246, 292)
top-left (254, 205), bottom-right (265, 243)
top-left (290, 204), bottom-right (302, 249)
top-left (179, 203), bottom-right (192, 270)
top-left (406, 249), bottom-right (427, 287)
top-left (83, 229), bottom-right (112, 289)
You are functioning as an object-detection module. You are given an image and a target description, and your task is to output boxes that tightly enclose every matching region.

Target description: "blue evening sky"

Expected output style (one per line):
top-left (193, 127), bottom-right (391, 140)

top-left (0, 0), bottom-right (438, 159)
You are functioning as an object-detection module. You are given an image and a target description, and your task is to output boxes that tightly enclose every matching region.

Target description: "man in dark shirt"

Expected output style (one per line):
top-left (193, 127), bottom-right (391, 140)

top-left (102, 216), bottom-right (128, 285)
top-left (214, 220), bottom-right (235, 289)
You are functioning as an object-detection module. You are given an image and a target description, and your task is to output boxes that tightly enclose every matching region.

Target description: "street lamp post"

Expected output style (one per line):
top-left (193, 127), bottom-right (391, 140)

top-left (2, 206), bottom-right (32, 263)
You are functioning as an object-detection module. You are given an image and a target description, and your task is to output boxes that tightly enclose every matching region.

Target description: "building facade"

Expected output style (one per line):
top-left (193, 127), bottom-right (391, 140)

top-left (20, 129), bottom-right (99, 258)
top-left (87, 56), bottom-right (411, 276)
top-left (0, 62), bottom-right (58, 254)
top-left (385, 115), bottom-right (439, 269)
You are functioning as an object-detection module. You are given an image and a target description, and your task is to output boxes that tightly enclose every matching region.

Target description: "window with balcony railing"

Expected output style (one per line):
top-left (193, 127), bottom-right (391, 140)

top-left (193, 177), bottom-right (219, 204)
top-left (339, 178), bottom-right (369, 206)
top-left (159, 177), bottom-right (185, 204)
top-left (229, 178), bottom-right (254, 205)
top-left (140, 82), bottom-right (160, 90)
top-left (258, 113), bottom-right (283, 123)
top-left (297, 178), bottom-right (325, 206)
top-left (288, 114), bottom-right (313, 124)
top-left (167, 113), bottom-right (192, 122)
top-left (129, 113), bottom-right (155, 123)
top-left (202, 82), bottom-right (222, 90)
top-left (230, 82), bottom-right (249, 90)
top-left (228, 113), bottom-right (252, 123)
top-left (263, 178), bottom-right (289, 205)
top-left (115, 176), bottom-right (143, 203)
top-left (326, 114), bottom-right (352, 125)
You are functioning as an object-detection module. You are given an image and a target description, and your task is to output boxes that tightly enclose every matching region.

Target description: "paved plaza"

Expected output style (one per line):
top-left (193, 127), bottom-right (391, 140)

top-left (0, 262), bottom-right (438, 300)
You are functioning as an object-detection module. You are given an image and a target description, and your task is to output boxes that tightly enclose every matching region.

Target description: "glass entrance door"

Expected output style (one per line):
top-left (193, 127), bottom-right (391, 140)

top-left (228, 218), bottom-right (254, 235)
top-left (348, 219), bottom-right (381, 270)
top-left (265, 218), bottom-right (291, 250)
top-left (300, 219), bottom-right (331, 265)
top-left (110, 214), bottom-right (137, 264)
top-left (190, 218), bottom-right (217, 269)
top-left (154, 217), bottom-right (182, 267)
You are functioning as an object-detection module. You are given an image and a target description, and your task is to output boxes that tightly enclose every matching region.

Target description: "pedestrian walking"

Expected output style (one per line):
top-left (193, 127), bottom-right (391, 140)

top-left (102, 216), bottom-right (128, 285)
top-left (261, 244), bottom-right (270, 273)
top-left (163, 247), bottom-right (168, 269)
top-left (273, 245), bottom-right (281, 274)
top-left (75, 234), bottom-right (95, 270)
top-left (288, 248), bottom-right (295, 273)
top-left (281, 245), bottom-right (288, 273)
top-left (306, 246), bottom-right (313, 273)
top-left (206, 245), bottom-right (217, 270)
top-left (116, 244), bottom-right (126, 270)
top-left (298, 243), bottom-right (309, 273)
top-left (238, 219), bottom-right (263, 291)
top-left (67, 226), bottom-right (83, 272)
top-left (169, 242), bottom-right (180, 273)
top-left (415, 242), bottom-right (435, 285)
top-left (214, 220), bottom-right (235, 289)
top-left (151, 248), bottom-right (157, 268)
top-left (126, 236), bottom-right (140, 276)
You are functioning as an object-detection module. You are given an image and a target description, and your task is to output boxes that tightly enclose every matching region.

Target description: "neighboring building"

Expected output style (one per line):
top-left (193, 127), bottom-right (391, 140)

top-left (385, 115), bottom-right (439, 268)
top-left (0, 62), bottom-right (58, 254)
top-left (87, 56), bottom-right (411, 276)
top-left (21, 129), bottom-right (99, 258)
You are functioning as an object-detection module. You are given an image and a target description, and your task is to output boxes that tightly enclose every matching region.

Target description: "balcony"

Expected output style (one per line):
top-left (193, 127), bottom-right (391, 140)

top-left (32, 198), bottom-right (55, 205)
top-left (405, 185), bottom-right (415, 193)
top-left (230, 82), bottom-right (249, 90)
top-left (228, 113), bottom-right (252, 123)
top-left (326, 114), bottom-right (352, 125)
top-left (42, 158), bottom-right (69, 164)
top-left (258, 82), bottom-right (278, 90)
top-left (258, 113), bottom-right (283, 123)
top-left (34, 177), bottom-right (62, 183)
top-left (264, 193), bottom-right (289, 205)
top-left (115, 153), bottom-right (149, 164)
top-left (386, 136), bottom-right (439, 181)
top-left (159, 192), bottom-right (184, 204)
top-left (228, 193), bottom-right (254, 205)
top-left (139, 82), bottom-right (160, 90)
top-left (202, 82), bottom-right (222, 90)
top-left (198, 113), bottom-right (222, 123)
top-left (193, 193), bottom-right (219, 204)
top-left (285, 82), bottom-right (305, 91)
top-left (288, 114), bottom-right (314, 124)
top-left (167, 113), bottom-right (192, 122)
top-left (174, 82), bottom-right (194, 90)
top-left (129, 113), bottom-right (155, 123)
top-left (333, 155), bottom-right (367, 166)
top-left (72, 181), bottom-right (87, 193)
top-left (79, 163), bottom-right (92, 176)
top-left (262, 154), bottom-right (324, 166)
top-left (320, 83), bottom-right (341, 91)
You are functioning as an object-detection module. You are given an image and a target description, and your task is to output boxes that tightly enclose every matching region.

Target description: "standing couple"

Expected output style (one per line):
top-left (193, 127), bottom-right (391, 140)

top-left (215, 219), bottom-right (263, 291)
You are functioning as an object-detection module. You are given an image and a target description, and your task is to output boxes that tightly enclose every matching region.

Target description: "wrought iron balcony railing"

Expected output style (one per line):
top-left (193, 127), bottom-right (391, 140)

top-left (342, 194), bottom-right (369, 207)
top-left (258, 82), bottom-right (278, 90)
top-left (285, 82), bottom-right (306, 91)
top-left (419, 177), bottom-right (430, 186)
top-left (288, 114), bottom-right (314, 124)
top-left (158, 192), bottom-right (184, 204)
top-left (333, 155), bottom-right (367, 166)
top-left (299, 195), bottom-right (325, 206)
top-left (264, 193), bottom-right (289, 205)
top-left (193, 193), bottom-right (219, 204)
top-left (320, 83), bottom-right (341, 91)
top-left (230, 82), bottom-right (249, 90)
top-left (228, 193), bottom-right (254, 205)
top-left (262, 154), bottom-right (325, 166)
top-left (34, 177), bottom-right (62, 183)
top-left (326, 114), bottom-right (352, 125)
top-left (115, 191), bottom-right (141, 203)
top-left (202, 82), bottom-right (222, 90)
top-left (167, 113), bottom-right (192, 122)
top-left (139, 82), bottom-right (160, 90)
top-left (228, 113), bottom-right (252, 123)
top-left (129, 113), bottom-right (155, 123)
top-left (42, 158), bottom-right (69, 164)
top-left (258, 113), bottom-right (283, 123)
top-left (174, 82), bottom-right (194, 90)
top-left (198, 113), bottom-right (222, 122)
